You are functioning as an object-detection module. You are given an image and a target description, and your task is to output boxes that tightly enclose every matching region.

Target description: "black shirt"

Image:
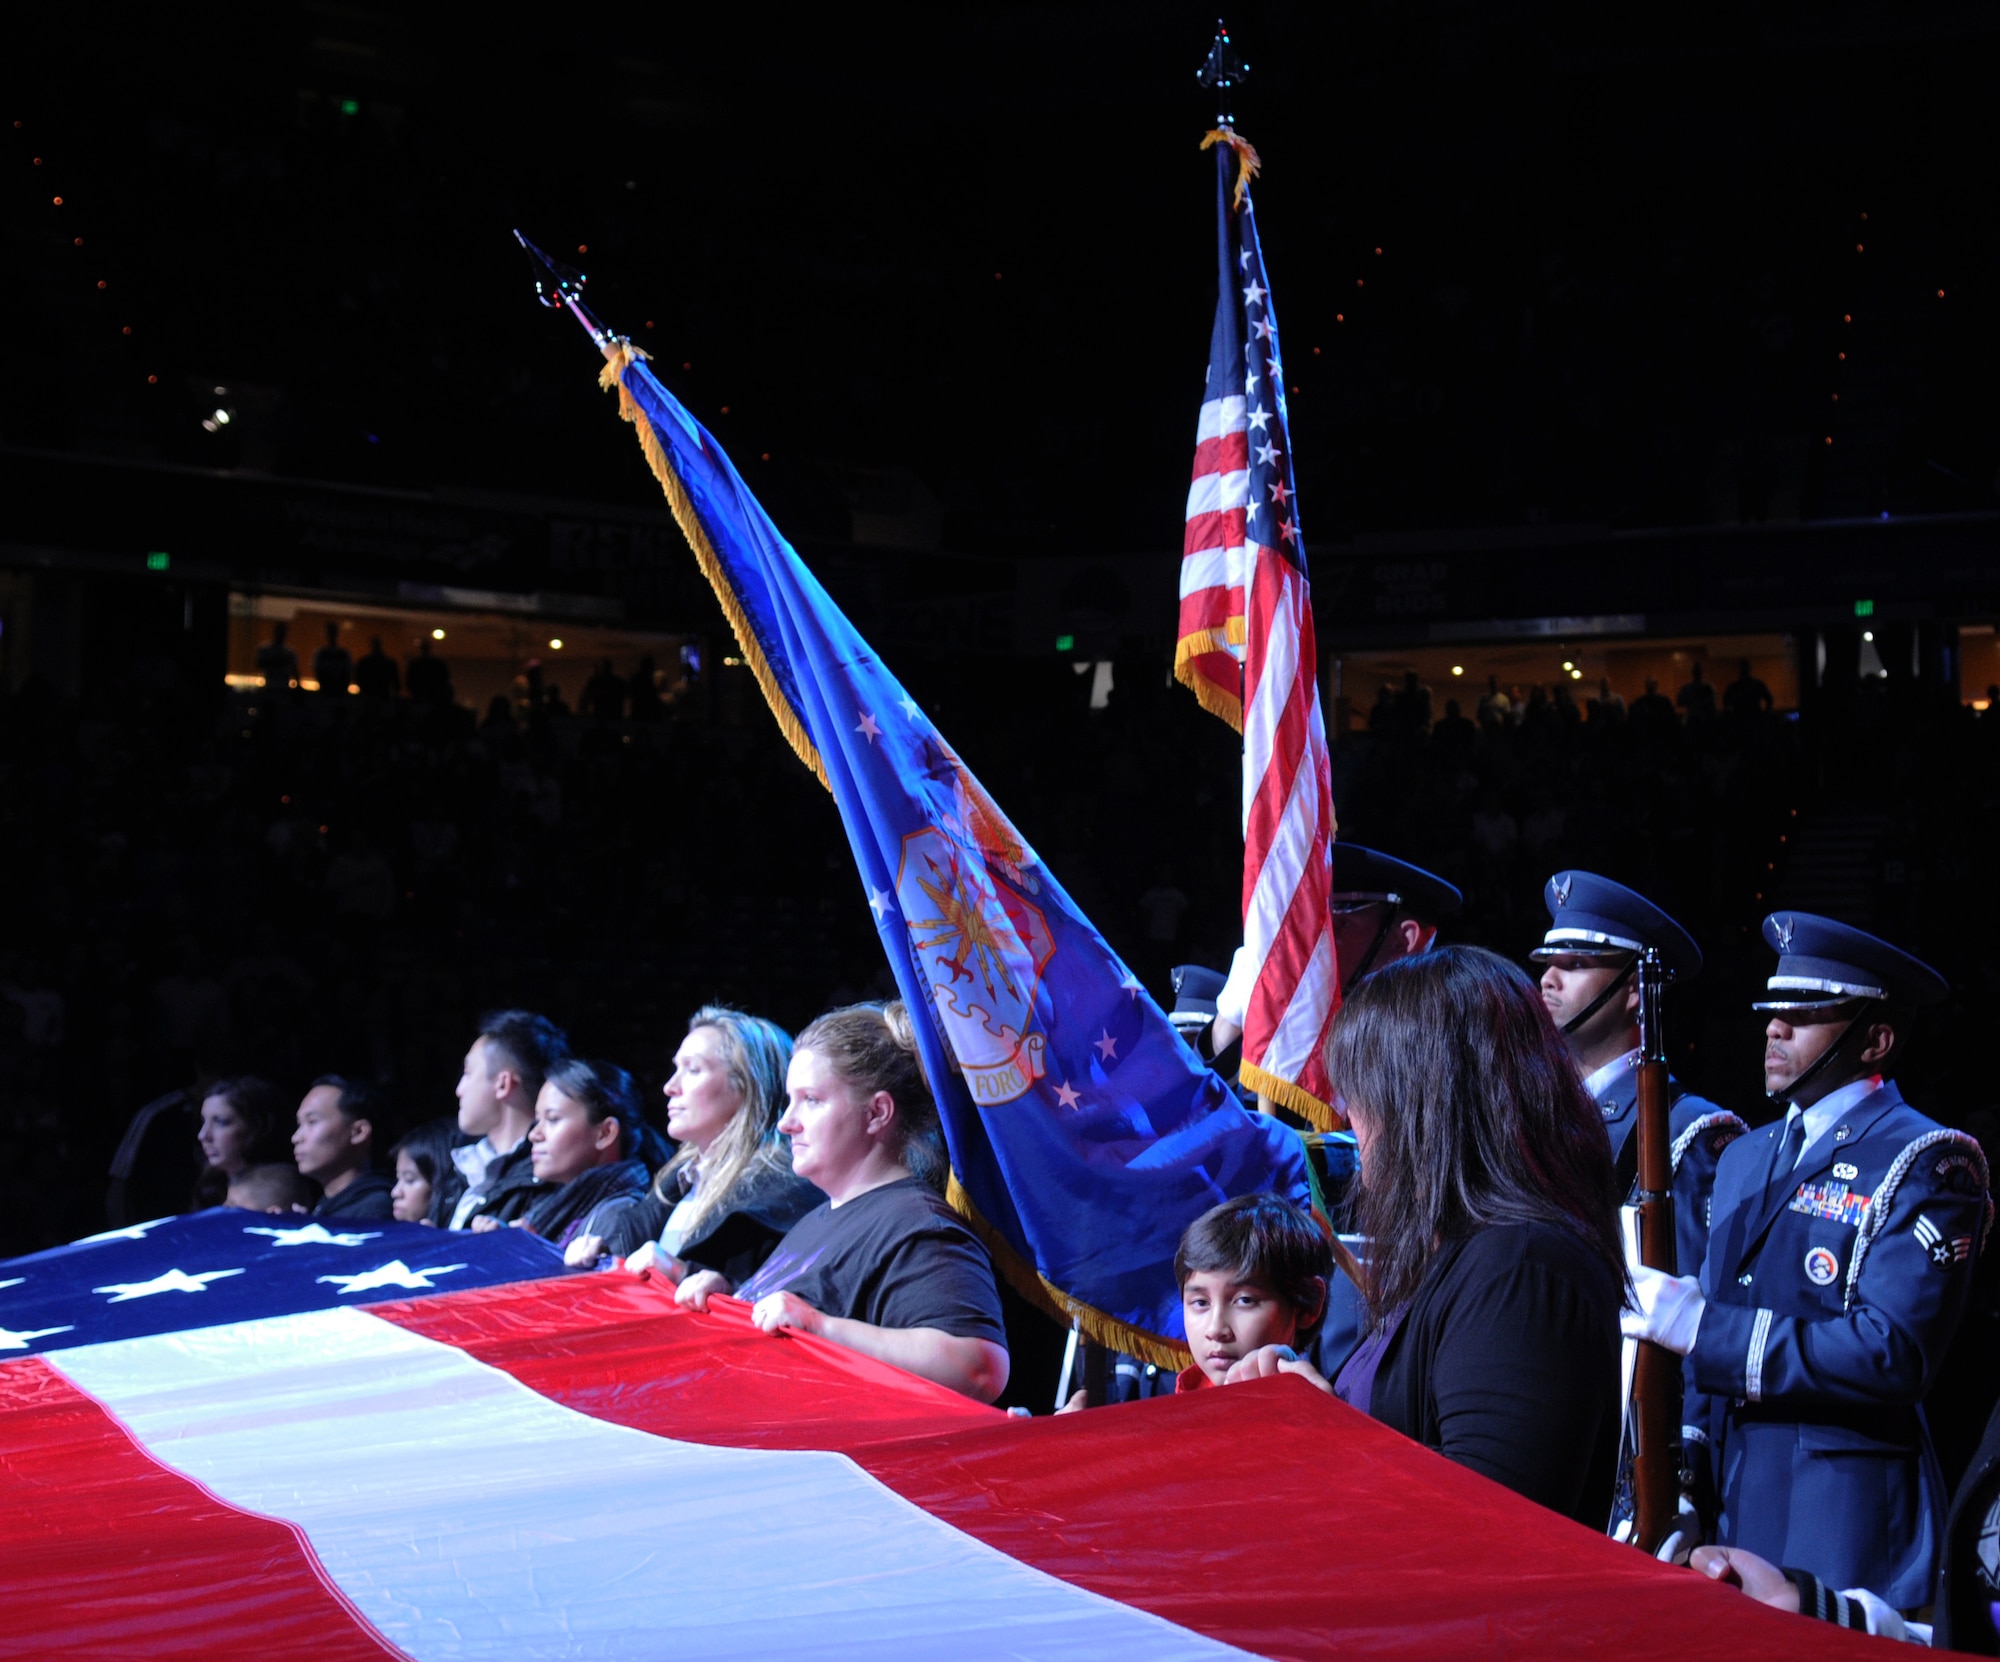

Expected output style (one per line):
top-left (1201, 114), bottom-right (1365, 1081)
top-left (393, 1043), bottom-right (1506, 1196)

top-left (1369, 1221), bottom-right (1622, 1528)
top-left (734, 1177), bottom-right (1006, 1347)
top-left (315, 1170), bottom-right (395, 1221)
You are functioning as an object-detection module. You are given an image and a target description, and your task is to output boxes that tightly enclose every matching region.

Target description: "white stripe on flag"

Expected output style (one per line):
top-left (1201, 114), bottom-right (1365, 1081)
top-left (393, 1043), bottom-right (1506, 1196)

top-left (1263, 924), bottom-right (1338, 1079)
top-left (1179, 546), bottom-right (1246, 596)
top-left (1185, 469), bottom-right (1249, 519)
top-left (52, 1309), bottom-right (1249, 1662)
top-left (1194, 396), bottom-right (1248, 442)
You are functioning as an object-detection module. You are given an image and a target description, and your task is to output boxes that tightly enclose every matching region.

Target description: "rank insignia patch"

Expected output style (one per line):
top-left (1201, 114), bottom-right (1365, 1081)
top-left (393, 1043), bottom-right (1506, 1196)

top-left (1804, 1247), bottom-right (1840, 1286)
top-left (1914, 1214), bottom-right (1973, 1271)
top-left (1789, 1180), bottom-right (1870, 1227)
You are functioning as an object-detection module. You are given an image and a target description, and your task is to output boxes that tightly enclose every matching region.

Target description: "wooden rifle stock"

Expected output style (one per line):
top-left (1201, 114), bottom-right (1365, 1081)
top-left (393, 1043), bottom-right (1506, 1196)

top-left (1630, 947), bottom-right (1680, 1554)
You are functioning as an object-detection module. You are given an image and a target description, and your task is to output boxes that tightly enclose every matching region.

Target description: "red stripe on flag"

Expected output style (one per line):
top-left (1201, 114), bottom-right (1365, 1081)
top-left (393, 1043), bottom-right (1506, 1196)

top-left (1189, 430), bottom-right (1250, 479)
top-left (383, 1275), bottom-right (1887, 1662)
top-left (1181, 508), bottom-right (1244, 555)
top-left (0, 1357), bottom-right (402, 1662)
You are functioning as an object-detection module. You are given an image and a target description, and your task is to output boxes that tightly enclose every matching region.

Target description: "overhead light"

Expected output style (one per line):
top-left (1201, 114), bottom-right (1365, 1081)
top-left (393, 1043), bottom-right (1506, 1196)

top-left (1450, 665), bottom-right (1463, 676)
top-left (1862, 630), bottom-right (1874, 643)
top-left (213, 408), bottom-right (231, 424)
top-left (1560, 660), bottom-right (1574, 671)
top-left (201, 418), bottom-right (218, 432)
top-left (432, 628), bottom-right (446, 640)
top-left (548, 638), bottom-right (564, 650)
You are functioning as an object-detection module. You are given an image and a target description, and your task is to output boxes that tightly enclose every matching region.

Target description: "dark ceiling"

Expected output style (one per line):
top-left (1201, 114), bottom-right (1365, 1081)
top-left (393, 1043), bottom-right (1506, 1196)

top-left (7, 2), bottom-right (1999, 557)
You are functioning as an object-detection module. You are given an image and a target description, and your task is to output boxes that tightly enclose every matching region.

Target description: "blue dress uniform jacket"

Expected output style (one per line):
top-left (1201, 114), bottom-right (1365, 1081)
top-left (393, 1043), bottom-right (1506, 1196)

top-left (1691, 1082), bottom-right (1992, 1608)
top-left (1594, 1070), bottom-right (1746, 1280)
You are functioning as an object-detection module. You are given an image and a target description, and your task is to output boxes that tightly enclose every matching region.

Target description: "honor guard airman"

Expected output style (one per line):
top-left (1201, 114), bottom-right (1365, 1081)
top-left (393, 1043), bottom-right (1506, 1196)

top-left (1624, 914), bottom-right (1992, 1608)
top-left (1533, 871), bottom-right (1749, 1280)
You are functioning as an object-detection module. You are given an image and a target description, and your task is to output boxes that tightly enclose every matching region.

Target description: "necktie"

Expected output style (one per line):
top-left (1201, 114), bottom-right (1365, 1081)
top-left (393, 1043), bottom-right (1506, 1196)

top-left (1760, 1113), bottom-right (1808, 1216)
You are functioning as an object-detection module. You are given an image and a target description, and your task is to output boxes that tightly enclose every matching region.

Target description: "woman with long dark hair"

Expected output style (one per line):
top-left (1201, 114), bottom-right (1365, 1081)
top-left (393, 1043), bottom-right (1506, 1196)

top-left (194, 1077), bottom-right (293, 1208)
top-left (1231, 946), bottom-right (1627, 1526)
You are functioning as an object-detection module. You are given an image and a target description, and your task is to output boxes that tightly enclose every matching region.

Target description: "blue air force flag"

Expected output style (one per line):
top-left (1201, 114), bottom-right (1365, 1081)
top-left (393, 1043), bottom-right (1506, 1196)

top-left (593, 341), bottom-right (1314, 1361)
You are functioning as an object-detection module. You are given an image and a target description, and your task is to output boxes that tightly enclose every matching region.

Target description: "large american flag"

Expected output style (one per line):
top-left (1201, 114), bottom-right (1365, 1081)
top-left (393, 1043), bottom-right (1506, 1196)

top-left (1176, 130), bottom-right (1338, 1126)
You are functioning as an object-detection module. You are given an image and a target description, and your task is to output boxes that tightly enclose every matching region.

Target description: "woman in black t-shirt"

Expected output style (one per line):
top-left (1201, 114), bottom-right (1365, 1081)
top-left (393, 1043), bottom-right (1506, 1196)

top-left (675, 1001), bottom-right (1010, 1403)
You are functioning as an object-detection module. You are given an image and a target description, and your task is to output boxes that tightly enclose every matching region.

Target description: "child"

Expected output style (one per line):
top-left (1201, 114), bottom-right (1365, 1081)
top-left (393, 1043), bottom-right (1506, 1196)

top-left (1174, 1193), bottom-right (1331, 1390)
top-left (224, 1163), bottom-right (318, 1215)
top-left (1062, 1193), bottom-right (1330, 1408)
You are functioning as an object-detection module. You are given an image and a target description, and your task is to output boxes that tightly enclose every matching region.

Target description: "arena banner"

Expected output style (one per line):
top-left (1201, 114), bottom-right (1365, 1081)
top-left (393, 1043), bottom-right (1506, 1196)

top-left (587, 337), bottom-right (1313, 1364)
top-left (0, 1271), bottom-right (1887, 1661)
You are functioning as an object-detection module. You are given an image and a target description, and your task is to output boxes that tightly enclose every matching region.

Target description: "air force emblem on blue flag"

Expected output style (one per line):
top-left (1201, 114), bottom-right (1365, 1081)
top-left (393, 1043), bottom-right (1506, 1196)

top-left (895, 751), bottom-right (1056, 1107)
top-left (899, 826), bottom-right (1053, 1105)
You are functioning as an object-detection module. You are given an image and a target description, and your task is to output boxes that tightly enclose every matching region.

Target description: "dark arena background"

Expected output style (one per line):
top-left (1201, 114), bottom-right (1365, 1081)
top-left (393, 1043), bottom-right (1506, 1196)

top-left (2, 0), bottom-right (1997, 1320)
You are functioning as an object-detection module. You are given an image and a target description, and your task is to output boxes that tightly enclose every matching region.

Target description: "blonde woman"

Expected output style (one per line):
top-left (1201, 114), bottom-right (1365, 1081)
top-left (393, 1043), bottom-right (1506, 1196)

top-left (568, 1006), bottom-right (816, 1278)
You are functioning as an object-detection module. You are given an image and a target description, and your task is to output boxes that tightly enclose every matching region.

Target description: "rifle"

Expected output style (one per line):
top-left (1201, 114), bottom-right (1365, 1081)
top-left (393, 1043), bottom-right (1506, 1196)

top-left (1628, 946), bottom-right (1680, 1553)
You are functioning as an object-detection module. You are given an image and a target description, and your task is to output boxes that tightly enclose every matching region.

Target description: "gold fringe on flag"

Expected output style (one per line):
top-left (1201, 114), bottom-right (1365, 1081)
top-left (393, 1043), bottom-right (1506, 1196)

top-left (1173, 627), bottom-right (1248, 731)
top-left (945, 1173), bottom-right (1193, 1372)
top-left (1200, 127), bottom-right (1263, 211)
top-left (1240, 1059), bottom-right (1341, 1133)
top-left (596, 340), bottom-right (829, 791)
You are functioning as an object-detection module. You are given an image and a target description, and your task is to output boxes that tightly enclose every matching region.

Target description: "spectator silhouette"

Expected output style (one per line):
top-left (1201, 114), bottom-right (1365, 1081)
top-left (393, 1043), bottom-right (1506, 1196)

top-left (406, 637), bottom-right (452, 707)
top-left (311, 623), bottom-right (353, 695)
top-left (1629, 676), bottom-right (1676, 740)
top-left (583, 659), bottom-right (626, 722)
top-left (1724, 657), bottom-right (1773, 718)
top-left (354, 635), bottom-right (399, 700)
top-left (629, 654), bottom-right (663, 722)
top-left (1676, 660), bottom-right (1717, 724)
top-left (254, 621), bottom-right (299, 688)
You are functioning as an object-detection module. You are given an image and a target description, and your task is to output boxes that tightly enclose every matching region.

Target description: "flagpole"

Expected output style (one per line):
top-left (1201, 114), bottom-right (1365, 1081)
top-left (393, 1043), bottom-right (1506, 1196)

top-left (515, 230), bottom-right (615, 349)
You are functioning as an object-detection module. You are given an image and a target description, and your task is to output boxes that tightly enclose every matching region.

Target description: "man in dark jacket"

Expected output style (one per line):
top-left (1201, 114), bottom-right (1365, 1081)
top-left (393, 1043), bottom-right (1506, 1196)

top-left (293, 1075), bottom-right (394, 1221)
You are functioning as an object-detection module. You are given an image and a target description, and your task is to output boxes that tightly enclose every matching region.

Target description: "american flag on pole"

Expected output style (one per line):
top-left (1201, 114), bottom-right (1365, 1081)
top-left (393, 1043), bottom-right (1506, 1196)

top-left (1175, 130), bottom-right (1339, 1127)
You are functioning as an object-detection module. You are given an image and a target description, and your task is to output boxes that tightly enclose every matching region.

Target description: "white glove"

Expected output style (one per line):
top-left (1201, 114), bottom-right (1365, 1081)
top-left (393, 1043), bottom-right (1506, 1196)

top-left (1621, 1264), bottom-right (1705, 1355)
top-left (1215, 945), bottom-right (1255, 1030)
top-left (1611, 1494), bottom-right (1700, 1563)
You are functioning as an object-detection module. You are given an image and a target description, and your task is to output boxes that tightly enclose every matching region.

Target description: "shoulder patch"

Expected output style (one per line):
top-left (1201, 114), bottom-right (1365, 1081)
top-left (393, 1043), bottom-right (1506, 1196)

top-left (1671, 1110), bottom-right (1751, 1177)
top-left (1935, 1147), bottom-right (1988, 1198)
top-left (1842, 1128), bottom-right (1994, 1309)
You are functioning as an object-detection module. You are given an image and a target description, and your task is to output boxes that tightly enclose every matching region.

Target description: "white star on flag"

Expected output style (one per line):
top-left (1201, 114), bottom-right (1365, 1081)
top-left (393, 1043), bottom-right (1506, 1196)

top-left (1094, 1030), bottom-right (1119, 1061)
top-left (74, 1218), bottom-right (172, 1245)
top-left (1120, 974), bottom-right (1145, 1000)
top-left (1054, 1082), bottom-right (1083, 1110)
top-left (1279, 519), bottom-right (1297, 544)
top-left (1266, 358), bottom-right (1282, 382)
top-left (1269, 480), bottom-right (1291, 505)
top-left (1255, 440), bottom-right (1280, 466)
top-left (855, 711), bottom-right (882, 742)
top-left (1242, 280), bottom-right (1268, 307)
top-left (867, 885), bottom-right (895, 920)
top-left (1246, 404), bottom-right (1272, 432)
top-left (898, 694), bottom-right (921, 720)
top-left (1238, 248), bottom-right (1253, 271)
top-left (94, 1268), bottom-right (246, 1303)
top-left (1244, 365), bottom-right (1258, 395)
top-left (243, 1223), bottom-right (383, 1248)
top-left (318, 1261), bottom-right (467, 1295)
top-left (0, 1324), bottom-right (72, 1351)
top-left (1252, 318), bottom-right (1274, 341)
